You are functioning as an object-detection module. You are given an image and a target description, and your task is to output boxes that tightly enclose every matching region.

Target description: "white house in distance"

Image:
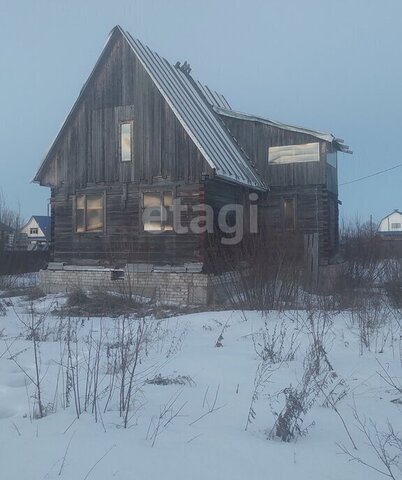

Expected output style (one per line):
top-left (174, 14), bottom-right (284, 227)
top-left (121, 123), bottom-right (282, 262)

top-left (19, 216), bottom-right (51, 250)
top-left (378, 210), bottom-right (402, 236)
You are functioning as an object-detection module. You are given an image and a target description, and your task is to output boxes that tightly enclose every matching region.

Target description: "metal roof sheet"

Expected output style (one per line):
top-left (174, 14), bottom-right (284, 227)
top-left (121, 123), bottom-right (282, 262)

top-left (33, 216), bottom-right (51, 239)
top-left (121, 28), bottom-right (266, 190)
top-left (195, 82), bottom-right (232, 110)
top-left (214, 106), bottom-right (352, 154)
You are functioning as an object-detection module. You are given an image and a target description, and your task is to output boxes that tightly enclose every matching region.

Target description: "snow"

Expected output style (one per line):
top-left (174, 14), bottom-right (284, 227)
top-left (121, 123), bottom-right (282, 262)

top-left (0, 293), bottom-right (401, 480)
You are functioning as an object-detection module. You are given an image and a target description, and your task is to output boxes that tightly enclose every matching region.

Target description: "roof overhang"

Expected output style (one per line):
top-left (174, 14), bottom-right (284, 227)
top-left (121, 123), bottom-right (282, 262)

top-left (214, 106), bottom-right (353, 154)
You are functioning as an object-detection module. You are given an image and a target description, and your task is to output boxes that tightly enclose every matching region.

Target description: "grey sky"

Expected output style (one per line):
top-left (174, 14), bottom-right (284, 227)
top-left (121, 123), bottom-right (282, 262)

top-left (0, 0), bottom-right (401, 224)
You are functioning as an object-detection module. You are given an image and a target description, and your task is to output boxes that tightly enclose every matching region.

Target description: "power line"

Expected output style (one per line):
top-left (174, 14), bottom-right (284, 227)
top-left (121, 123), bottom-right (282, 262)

top-left (340, 163), bottom-right (402, 186)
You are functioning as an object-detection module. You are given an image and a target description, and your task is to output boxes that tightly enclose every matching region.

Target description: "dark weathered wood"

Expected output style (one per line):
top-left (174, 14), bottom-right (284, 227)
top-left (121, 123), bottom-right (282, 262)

top-left (40, 30), bottom-right (212, 190)
top-left (38, 28), bottom-right (340, 268)
top-left (217, 114), bottom-right (340, 263)
top-left (51, 182), bottom-right (205, 265)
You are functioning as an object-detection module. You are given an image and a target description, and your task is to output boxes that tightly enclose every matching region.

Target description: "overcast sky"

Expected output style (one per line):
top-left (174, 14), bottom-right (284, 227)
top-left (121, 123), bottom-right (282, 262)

top-left (0, 0), bottom-right (401, 224)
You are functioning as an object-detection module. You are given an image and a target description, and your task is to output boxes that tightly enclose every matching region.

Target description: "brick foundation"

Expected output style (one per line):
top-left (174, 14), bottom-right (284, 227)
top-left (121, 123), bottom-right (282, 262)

top-left (39, 263), bottom-right (210, 305)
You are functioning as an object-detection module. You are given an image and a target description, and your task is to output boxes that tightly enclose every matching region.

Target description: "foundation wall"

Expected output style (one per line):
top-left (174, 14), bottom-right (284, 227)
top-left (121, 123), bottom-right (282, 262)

top-left (39, 263), bottom-right (210, 305)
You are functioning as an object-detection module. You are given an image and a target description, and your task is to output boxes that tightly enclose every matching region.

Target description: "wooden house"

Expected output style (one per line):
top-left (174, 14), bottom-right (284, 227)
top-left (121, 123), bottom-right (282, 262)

top-left (33, 26), bottom-right (351, 298)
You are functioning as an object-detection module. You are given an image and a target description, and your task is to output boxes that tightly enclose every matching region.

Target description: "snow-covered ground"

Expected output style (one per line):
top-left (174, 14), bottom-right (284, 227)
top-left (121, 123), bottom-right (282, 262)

top-left (0, 293), bottom-right (401, 480)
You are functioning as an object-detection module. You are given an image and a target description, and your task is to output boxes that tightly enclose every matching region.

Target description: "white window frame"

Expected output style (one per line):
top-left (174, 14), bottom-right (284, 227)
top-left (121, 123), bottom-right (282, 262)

top-left (120, 121), bottom-right (133, 162)
top-left (268, 142), bottom-right (320, 165)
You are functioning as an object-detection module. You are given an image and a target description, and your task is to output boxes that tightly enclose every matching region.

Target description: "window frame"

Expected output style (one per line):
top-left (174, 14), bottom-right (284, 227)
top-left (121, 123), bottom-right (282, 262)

top-left (120, 121), bottom-right (133, 163)
top-left (282, 196), bottom-right (297, 232)
top-left (73, 192), bottom-right (106, 234)
top-left (268, 142), bottom-right (320, 165)
top-left (141, 190), bottom-right (174, 233)
top-left (30, 227), bottom-right (39, 235)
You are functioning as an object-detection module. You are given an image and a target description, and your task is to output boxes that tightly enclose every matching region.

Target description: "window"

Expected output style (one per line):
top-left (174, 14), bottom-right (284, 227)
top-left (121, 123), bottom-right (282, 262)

top-left (269, 142), bottom-right (320, 165)
top-left (75, 194), bottom-right (104, 233)
top-left (120, 122), bottom-right (132, 162)
top-left (142, 192), bottom-right (173, 232)
top-left (30, 228), bottom-right (39, 235)
top-left (391, 223), bottom-right (401, 230)
top-left (283, 198), bottom-right (296, 231)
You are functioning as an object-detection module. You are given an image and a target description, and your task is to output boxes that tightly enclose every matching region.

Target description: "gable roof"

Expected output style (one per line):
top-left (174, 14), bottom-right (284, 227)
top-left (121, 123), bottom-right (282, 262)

top-left (214, 107), bottom-right (352, 154)
top-left (34, 26), bottom-right (351, 189)
top-left (378, 209), bottom-right (402, 224)
top-left (34, 26), bottom-right (266, 191)
top-left (33, 216), bottom-right (51, 238)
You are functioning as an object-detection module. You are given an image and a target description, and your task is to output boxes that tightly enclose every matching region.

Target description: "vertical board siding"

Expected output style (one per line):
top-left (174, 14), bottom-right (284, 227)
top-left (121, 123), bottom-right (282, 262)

top-left (44, 33), bottom-right (212, 191)
top-left (218, 115), bottom-right (340, 263)
top-left (42, 32), bottom-right (213, 266)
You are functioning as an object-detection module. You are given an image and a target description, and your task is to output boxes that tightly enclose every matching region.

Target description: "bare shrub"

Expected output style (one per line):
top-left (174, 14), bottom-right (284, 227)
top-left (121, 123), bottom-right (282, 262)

top-left (6, 302), bottom-right (55, 418)
top-left (331, 220), bottom-right (385, 309)
top-left (383, 260), bottom-right (402, 309)
top-left (147, 390), bottom-right (187, 447)
top-left (268, 311), bottom-right (336, 442)
top-left (350, 295), bottom-right (390, 354)
top-left (376, 358), bottom-right (402, 402)
top-left (339, 408), bottom-right (402, 479)
top-left (245, 360), bottom-right (279, 431)
top-left (164, 322), bottom-right (188, 358)
top-left (189, 384), bottom-right (224, 426)
top-left (66, 288), bottom-right (89, 307)
top-left (340, 219), bottom-right (384, 286)
top-left (0, 190), bottom-right (22, 252)
top-left (254, 319), bottom-right (299, 364)
top-left (208, 231), bottom-right (303, 313)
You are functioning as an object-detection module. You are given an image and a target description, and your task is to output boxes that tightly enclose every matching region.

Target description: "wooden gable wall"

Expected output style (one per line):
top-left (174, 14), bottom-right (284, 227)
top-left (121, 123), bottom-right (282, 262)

top-left (40, 30), bottom-right (212, 190)
top-left (40, 30), bottom-right (215, 266)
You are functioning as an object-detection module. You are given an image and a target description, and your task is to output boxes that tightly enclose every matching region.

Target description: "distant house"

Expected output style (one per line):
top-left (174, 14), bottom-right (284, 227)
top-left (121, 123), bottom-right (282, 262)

top-left (0, 221), bottom-right (13, 251)
top-left (378, 210), bottom-right (402, 237)
top-left (19, 216), bottom-right (51, 250)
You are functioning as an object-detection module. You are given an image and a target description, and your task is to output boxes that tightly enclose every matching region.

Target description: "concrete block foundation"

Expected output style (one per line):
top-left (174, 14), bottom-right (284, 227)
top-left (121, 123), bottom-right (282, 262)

top-left (39, 263), bottom-right (211, 305)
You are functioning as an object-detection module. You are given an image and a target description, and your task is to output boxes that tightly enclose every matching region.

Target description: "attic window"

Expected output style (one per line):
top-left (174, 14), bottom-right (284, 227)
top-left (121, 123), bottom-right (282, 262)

top-left (391, 223), bottom-right (401, 230)
top-left (75, 194), bottom-right (104, 233)
top-left (30, 228), bottom-right (39, 235)
top-left (120, 122), bottom-right (132, 162)
top-left (269, 142), bottom-right (320, 165)
top-left (142, 192), bottom-right (173, 232)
